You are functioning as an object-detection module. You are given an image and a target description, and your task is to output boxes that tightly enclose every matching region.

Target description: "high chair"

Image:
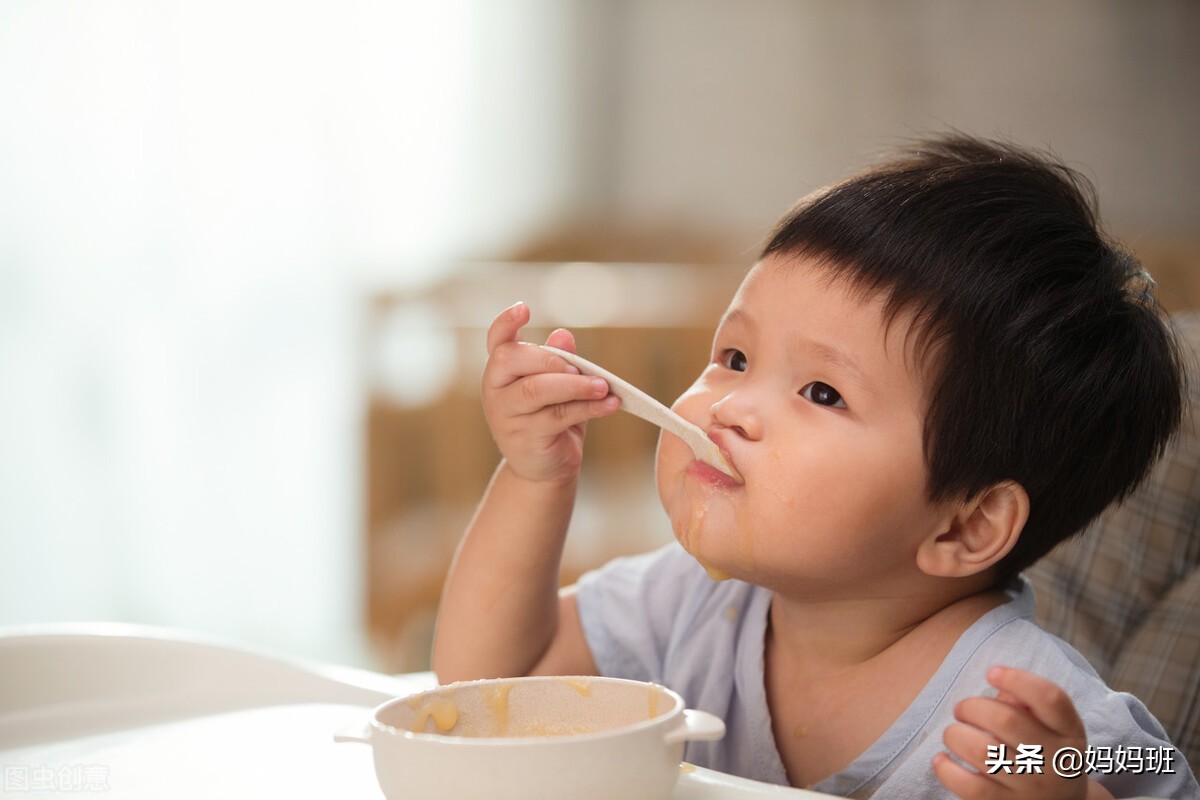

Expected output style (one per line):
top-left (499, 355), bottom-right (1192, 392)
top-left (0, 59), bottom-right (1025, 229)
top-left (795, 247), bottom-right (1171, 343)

top-left (1028, 311), bottom-right (1200, 778)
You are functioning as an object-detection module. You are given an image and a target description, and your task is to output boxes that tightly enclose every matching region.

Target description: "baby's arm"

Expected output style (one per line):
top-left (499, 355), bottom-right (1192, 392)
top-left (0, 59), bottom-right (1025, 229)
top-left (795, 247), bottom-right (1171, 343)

top-left (430, 302), bottom-right (620, 684)
top-left (934, 666), bottom-right (1113, 800)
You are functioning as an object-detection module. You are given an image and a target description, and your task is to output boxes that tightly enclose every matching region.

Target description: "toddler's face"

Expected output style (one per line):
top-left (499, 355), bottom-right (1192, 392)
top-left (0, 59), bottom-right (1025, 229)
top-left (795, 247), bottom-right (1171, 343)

top-left (655, 255), bottom-right (958, 596)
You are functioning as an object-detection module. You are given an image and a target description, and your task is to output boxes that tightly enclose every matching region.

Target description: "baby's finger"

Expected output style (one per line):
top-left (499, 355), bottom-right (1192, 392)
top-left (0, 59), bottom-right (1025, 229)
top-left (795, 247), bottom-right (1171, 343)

top-left (485, 341), bottom-right (585, 391)
top-left (987, 667), bottom-right (1084, 739)
top-left (545, 327), bottom-right (576, 353)
top-left (932, 752), bottom-right (1003, 800)
top-left (954, 696), bottom-right (1046, 750)
top-left (492, 398), bottom-right (619, 441)
top-left (943, 720), bottom-right (1006, 776)
top-left (526, 394), bottom-right (620, 430)
top-left (502, 373), bottom-right (613, 417)
top-left (486, 301), bottom-right (531, 356)
top-left (993, 689), bottom-right (1028, 711)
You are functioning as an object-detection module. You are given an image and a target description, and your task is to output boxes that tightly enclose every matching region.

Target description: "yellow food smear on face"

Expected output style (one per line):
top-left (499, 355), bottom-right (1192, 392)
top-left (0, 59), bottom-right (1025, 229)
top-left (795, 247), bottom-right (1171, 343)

top-left (409, 696), bottom-right (460, 733)
top-left (763, 482), bottom-right (796, 508)
top-left (482, 681), bottom-right (514, 736)
top-left (763, 449), bottom-right (796, 508)
top-left (675, 494), bottom-right (733, 581)
top-left (562, 677), bottom-right (593, 697)
top-left (676, 496), bottom-right (706, 554)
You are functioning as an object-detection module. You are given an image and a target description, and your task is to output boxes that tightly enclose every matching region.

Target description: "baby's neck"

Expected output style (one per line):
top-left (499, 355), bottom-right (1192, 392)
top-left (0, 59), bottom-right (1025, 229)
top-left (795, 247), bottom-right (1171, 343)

top-left (764, 584), bottom-right (1010, 788)
top-left (766, 582), bottom-right (1008, 677)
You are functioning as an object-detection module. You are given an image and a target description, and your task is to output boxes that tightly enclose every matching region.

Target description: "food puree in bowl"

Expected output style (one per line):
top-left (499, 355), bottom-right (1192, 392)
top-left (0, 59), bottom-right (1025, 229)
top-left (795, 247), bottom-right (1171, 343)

top-left (389, 676), bottom-right (676, 739)
top-left (406, 696), bottom-right (459, 733)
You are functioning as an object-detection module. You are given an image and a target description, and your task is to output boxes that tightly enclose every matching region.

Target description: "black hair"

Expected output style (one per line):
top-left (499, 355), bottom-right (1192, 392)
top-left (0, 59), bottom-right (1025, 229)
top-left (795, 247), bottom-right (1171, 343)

top-left (761, 134), bottom-right (1186, 583)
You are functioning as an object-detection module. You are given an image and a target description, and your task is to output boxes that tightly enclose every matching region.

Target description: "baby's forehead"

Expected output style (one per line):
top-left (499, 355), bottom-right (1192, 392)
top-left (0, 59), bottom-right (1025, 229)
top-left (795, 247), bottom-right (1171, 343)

top-left (723, 256), bottom-right (900, 332)
top-left (723, 257), bottom-right (944, 391)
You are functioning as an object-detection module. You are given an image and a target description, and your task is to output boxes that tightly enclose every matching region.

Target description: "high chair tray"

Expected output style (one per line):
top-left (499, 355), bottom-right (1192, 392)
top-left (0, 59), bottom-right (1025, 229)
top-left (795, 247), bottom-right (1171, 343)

top-left (0, 624), bottom-right (829, 798)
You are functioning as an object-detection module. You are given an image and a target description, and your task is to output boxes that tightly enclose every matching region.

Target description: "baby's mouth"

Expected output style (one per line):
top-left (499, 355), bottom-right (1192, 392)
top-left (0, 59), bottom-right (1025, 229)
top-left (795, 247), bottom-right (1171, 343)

top-left (704, 429), bottom-right (743, 484)
top-left (687, 458), bottom-right (744, 489)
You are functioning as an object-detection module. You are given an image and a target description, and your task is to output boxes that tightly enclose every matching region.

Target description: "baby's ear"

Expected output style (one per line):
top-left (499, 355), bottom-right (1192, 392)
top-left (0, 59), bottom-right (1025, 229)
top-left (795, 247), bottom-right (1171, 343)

top-left (916, 481), bottom-right (1029, 579)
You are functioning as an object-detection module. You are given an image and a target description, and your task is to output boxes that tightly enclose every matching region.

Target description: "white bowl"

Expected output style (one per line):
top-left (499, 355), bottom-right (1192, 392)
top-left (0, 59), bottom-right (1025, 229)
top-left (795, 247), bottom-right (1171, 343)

top-left (334, 675), bottom-right (725, 800)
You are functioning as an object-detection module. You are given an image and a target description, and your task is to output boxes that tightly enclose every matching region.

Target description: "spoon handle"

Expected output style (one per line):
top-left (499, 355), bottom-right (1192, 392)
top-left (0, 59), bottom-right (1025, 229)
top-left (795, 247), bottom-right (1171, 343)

top-left (541, 346), bottom-right (740, 481)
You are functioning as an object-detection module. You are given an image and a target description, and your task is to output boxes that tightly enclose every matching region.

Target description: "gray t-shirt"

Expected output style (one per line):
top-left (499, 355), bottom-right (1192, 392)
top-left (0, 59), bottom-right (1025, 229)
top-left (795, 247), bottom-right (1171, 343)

top-left (577, 543), bottom-right (1199, 799)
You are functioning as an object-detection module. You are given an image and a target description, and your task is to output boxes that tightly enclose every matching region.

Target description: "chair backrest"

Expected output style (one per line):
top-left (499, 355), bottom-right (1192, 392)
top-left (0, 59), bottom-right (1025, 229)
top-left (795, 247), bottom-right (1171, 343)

top-left (1027, 311), bottom-right (1200, 777)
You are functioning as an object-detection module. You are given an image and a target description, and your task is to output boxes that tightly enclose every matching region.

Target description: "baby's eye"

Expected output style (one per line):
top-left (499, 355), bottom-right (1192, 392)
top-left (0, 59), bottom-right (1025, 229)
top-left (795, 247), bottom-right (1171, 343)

top-left (801, 381), bottom-right (846, 409)
top-left (720, 349), bottom-right (748, 372)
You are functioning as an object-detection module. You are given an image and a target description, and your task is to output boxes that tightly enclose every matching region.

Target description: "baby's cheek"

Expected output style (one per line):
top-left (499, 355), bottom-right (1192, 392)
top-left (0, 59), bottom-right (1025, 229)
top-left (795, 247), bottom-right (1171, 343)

top-left (654, 432), bottom-right (689, 490)
top-left (669, 374), bottom-right (718, 415)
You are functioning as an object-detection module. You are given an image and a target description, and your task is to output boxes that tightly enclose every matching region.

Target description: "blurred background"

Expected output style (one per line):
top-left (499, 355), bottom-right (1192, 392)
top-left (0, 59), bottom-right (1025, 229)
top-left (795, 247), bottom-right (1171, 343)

top-left (1, 0), bottom-right (1197, 673)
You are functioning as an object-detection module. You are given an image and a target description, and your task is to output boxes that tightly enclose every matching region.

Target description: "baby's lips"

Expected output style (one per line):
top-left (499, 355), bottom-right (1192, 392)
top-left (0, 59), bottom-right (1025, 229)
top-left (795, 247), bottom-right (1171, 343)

top-left (722, 456), bottom-right (744, 484)
top-left (718, 453), bottom-right (743, 484)
top-left (706, 429), bottom-right (743, 483)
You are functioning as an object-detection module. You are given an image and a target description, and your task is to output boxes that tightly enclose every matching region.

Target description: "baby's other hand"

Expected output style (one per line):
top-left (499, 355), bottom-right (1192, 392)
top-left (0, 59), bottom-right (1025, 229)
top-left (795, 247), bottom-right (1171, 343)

top-left (482, 302), bottom-right (620, 485)
top-left (934, 666), bottom-right (1112, 800)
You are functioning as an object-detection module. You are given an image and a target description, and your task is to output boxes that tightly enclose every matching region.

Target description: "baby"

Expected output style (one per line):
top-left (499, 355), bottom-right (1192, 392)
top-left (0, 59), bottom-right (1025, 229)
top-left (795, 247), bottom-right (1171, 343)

top-left (432, 136), bottom-right (1198, 799)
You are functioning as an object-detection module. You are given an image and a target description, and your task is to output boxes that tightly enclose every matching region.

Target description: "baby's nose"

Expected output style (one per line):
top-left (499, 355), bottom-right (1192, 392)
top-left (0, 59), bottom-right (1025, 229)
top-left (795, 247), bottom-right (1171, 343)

top-left (710, 392), bottom-right (761, 440)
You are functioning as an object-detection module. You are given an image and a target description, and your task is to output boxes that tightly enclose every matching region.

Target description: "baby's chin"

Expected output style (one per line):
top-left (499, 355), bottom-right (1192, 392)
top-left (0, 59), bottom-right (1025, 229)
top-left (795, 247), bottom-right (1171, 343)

top-left (695, 558), bottom-right (734, 582)
top-left (671, 523), bottom-right (734, 582)
top-left (664, 490), bottom-right (738, 582)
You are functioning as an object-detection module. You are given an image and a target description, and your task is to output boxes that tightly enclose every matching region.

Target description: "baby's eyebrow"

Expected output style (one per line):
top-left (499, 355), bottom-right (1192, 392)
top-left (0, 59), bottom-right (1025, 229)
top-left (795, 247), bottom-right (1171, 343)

top-left (793, 336), bottom-right (874, 393)
top-left (717, 307), bottom-right (754, 335)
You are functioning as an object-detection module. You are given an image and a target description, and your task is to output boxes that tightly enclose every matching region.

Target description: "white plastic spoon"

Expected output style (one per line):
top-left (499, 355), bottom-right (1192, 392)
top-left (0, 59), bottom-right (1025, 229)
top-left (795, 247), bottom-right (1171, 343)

top-left (541, 345), bottom-right (742, 482)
